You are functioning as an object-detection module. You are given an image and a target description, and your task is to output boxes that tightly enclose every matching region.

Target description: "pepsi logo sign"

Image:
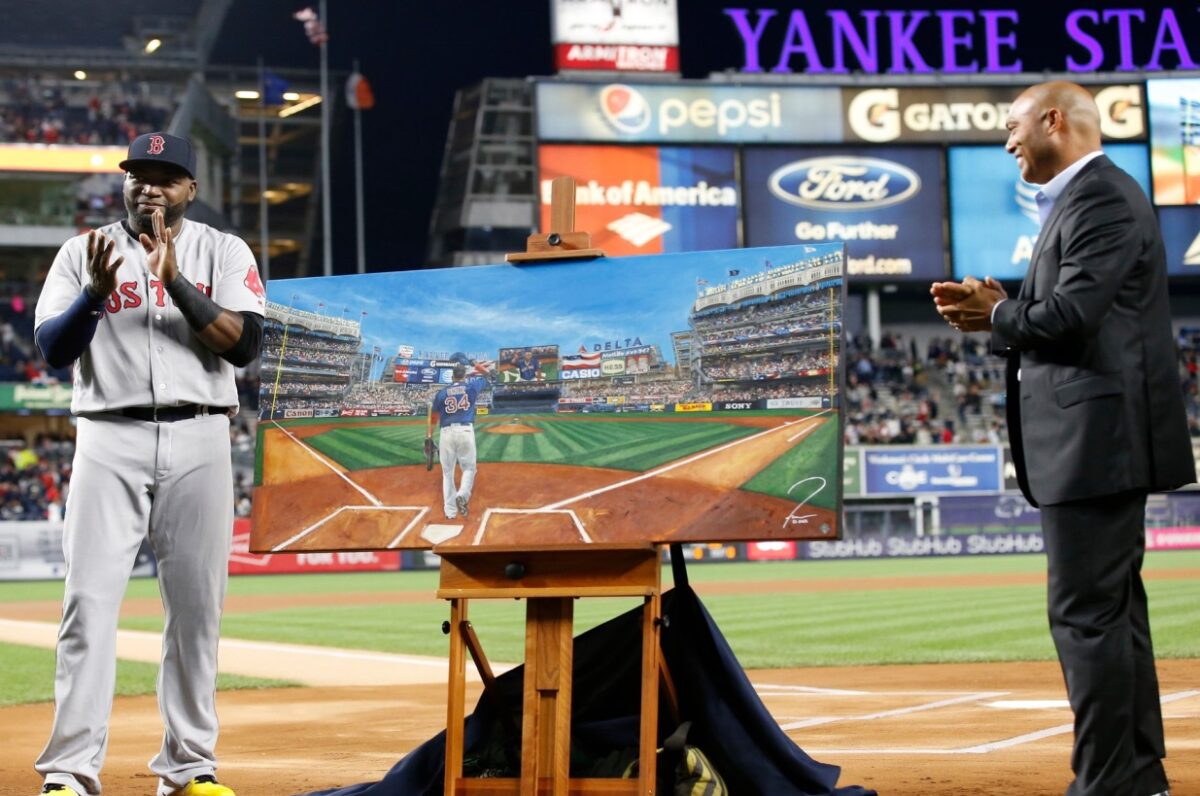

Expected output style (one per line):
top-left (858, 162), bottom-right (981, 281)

top-left (599, 84), bottom-right (651, 134)
top-left (768, 157), bottom-right (921, 211)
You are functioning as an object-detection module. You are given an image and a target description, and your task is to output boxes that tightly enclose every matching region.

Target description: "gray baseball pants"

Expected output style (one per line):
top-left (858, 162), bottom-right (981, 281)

top-left (36, 413), bottom-right (233, 796)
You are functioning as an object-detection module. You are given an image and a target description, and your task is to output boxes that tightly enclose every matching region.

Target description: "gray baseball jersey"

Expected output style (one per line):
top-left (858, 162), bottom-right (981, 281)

top-left (33, 218), bottom-right (264, 796)
top-left (35, 218), bottom-right (266, 413)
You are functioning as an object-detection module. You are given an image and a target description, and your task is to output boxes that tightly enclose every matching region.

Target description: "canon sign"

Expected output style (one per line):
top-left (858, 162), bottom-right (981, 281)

top-left (845, 84), bottom-right (1143, 143)
top-left (768, 157), bottom-right (920, 210)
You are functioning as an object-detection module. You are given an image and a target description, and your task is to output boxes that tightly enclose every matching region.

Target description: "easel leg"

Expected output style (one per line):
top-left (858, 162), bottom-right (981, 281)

top-left (445, 598), bottom-right (468, 796)
top-left (639, 593), bottom-right (661, 795)
top-left (521, 598), bottom-right (573, 796)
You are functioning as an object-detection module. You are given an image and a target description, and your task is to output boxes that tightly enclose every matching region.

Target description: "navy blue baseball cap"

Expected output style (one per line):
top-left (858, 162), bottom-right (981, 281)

top-left (119, 132), bottom-right (196, 179)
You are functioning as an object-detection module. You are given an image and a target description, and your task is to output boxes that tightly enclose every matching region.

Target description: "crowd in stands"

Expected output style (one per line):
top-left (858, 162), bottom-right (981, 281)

top-left (561, 378), bottom-right (693, 403)
top-left (0, 78), bottom-right (171, 146)
top-left (842, 332), bottom-right (1010, 446)
top-left (691, 291), bottom-right (834, 334)
top-left (701, 351), bottom-right (831, 382)
top-left (262, 345), bottom-right (359, 369)
top-left (268, 382), bottom-right (346, 398)
top-left (263, 326), bottom-right (361, 355)
top-left (0, 436), bottom-right (71, 520)
top-left (342, 382), bottom-right (435, 412)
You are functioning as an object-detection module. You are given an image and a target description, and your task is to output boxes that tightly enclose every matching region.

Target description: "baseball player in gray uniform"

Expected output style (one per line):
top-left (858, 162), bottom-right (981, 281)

top-left (31, 132), bottom-right (265, 796)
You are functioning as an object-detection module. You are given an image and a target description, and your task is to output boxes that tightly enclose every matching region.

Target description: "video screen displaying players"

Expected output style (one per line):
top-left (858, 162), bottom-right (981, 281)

top-left (497, 345), bottom-right (560, 383)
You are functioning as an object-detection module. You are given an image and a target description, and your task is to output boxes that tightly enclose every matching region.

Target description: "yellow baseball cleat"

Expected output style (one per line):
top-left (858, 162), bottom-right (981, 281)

top-left (40, 786), bottom-right (80, 796)
top-left (179, 775), bottom-right (236, 796)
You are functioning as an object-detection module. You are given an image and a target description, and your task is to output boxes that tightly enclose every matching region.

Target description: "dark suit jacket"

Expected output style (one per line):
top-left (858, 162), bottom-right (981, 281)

top-left (991, 155), bottom-right (1195, 507)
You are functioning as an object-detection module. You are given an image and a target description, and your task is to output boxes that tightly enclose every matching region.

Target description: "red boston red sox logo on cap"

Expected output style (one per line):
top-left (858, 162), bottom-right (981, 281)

top-left (147, 135), bottom-right (166, 155)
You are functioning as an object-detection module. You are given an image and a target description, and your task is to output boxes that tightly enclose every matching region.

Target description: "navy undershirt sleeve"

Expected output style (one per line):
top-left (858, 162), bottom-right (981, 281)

top-left (35, 286), bottom-right (105, 369)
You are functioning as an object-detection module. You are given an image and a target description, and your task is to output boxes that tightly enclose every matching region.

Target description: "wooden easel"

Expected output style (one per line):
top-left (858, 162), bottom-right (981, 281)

top-left (437, 178), bottom-right (667, 796)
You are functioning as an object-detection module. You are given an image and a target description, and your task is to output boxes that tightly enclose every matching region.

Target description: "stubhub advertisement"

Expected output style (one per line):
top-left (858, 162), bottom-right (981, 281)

top-left (948, 144), bottom-right (1151, 281)
top-left (741, 147), bottom-right (946, 282)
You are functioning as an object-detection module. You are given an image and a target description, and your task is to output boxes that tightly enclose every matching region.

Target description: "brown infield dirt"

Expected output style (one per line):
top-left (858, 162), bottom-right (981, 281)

top-left (3, 573), bottom-right (1197, 795)
top-left (251, 414), bottom-right (838, 553)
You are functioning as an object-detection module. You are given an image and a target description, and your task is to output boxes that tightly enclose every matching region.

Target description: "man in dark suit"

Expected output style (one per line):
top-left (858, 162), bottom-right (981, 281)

top-left (931, 81), bottom-right (1194, 796)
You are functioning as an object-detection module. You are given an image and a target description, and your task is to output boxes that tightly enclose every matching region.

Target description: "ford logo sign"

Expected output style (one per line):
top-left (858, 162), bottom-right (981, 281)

top-left (768, 156), bottom-right (920, 211)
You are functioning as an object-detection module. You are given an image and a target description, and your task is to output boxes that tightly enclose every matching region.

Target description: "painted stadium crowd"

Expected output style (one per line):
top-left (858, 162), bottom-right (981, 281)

top-left (0, 77), bottom-right (171, 146)
top-left (262, 345), bottom-right (360, 368)
top-left (700, 351), bottom-right (831, 381)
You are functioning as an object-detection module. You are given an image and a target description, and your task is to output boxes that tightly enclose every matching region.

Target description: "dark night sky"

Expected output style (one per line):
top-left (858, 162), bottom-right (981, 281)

top-left (209, 1), bottom-right (1197, 273)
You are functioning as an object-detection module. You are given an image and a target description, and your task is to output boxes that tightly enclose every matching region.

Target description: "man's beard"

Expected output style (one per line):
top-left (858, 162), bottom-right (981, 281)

top-left (126, 198), bottom-right (189, 235)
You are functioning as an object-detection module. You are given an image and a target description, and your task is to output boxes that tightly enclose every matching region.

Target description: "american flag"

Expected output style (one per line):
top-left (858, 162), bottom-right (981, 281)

top-left (293, 7), bottom-right (329, 45)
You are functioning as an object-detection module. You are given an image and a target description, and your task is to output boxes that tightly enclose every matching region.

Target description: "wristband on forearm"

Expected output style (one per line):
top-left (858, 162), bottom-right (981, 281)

top-left (165, 273), bottom-right (222, 331)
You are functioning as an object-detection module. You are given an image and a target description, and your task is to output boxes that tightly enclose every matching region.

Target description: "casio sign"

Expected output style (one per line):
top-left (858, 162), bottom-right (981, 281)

top-left (769, 157), bottom-right (920, 210)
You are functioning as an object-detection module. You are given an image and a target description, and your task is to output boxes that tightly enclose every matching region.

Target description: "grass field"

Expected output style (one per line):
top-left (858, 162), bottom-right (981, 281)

top-left (304, 417), bottom-right (760, 473)
top-left (742, 418), bottom-right (840, 509)
top-left (0, 642), bottom-right (294, 707)
top-left (1, 551), bottom-right (1197, 706)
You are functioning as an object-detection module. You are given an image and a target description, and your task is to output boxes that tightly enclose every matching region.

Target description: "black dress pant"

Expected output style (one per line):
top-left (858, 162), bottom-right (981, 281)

top-left (1040, 491), bottom-right (1169, 796)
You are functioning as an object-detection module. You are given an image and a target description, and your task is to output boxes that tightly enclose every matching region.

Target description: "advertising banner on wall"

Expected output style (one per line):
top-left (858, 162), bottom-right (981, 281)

top-left (1148, 78), bottom-right (1200, 205)
top-left (742, 146), bottom-right (946, 282)
top-left (538, 145), bottom-right (739, 255)
top-left (535, 81), bottom-right (843, 144)
top-left (551, 0), bottom-right (679, 73)
top-left (843, 84), bottom-right (1144, 144)
top-left (0, 522), bottom-right (155, 580)
top-left (843, 447), bottom-right (862, 497)
top-left (229, 520), bottom-right (401, 575)
top-left (948, 143), bottom-right (1151, 280)
top-left (1159, 206), bottom-right (1200, 276)
top-left (0, 383), bottom-right (73, 413)
top-left (862, 445), bottom-right (1002, 494)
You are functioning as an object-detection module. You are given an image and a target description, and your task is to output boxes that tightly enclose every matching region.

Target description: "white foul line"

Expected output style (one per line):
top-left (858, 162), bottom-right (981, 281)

top-left (540, 409), bottom-right (834, 511)
top-left (787, 418), bottom-right (821, 442)
top-left (474, 507), bottom-right (591, 545)
top-left (778, 692), bottom-right (1006, 731)
top-left (271, 506), bottom-right (427, 552)
top-left (270, 421), bottom-right (382, 507)
top-left (386, 506), bottom-right (431, 548)
top-left (800, 690), bottom-right (1200, 756)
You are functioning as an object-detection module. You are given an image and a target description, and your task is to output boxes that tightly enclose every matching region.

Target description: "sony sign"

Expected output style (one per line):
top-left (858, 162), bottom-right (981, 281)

top-left (845, 85), bottom-right (1144, 143)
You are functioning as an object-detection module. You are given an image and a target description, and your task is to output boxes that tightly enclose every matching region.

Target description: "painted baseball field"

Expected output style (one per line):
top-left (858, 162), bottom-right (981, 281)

top-left (253, 244), bottom-right (846, 552)
top-left (1, 553), bottom-right (1197, 794)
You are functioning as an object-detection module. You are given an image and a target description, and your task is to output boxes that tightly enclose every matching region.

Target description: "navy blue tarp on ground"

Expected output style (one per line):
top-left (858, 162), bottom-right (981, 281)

top-left (299, 576), bottom-right (875, 796)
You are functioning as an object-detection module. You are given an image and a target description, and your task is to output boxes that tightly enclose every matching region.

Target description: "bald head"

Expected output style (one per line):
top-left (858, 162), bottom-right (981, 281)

top-left (1005, 81), bottom-right (1103, 184)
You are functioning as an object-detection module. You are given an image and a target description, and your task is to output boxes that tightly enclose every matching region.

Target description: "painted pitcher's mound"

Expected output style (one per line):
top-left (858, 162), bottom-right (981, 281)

top-left (483, 423), bottom-right (542, 435)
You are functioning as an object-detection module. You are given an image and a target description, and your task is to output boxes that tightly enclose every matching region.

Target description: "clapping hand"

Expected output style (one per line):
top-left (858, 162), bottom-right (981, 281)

top-left (85, 230), bottom-right (123, 302)
top-left (930, 276), bottom-right (1007, 333)
top-left (139, 208), bottom-right (179, 283)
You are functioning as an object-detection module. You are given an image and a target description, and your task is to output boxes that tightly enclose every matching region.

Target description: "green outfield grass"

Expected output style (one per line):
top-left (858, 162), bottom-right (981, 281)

top-left (0, 642), bottom-right (295, 706)
top-left (742, 418), bottom-right (840, 510)
top-left (304, 418), bottom-right (761, 473)
top-left (3, 552), bottom-right (1195, 707)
